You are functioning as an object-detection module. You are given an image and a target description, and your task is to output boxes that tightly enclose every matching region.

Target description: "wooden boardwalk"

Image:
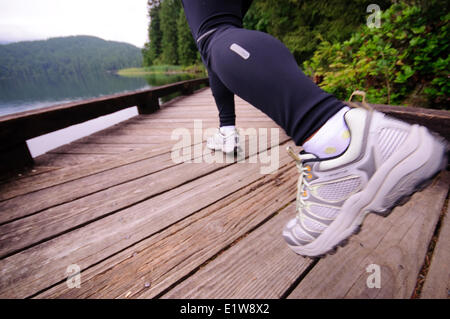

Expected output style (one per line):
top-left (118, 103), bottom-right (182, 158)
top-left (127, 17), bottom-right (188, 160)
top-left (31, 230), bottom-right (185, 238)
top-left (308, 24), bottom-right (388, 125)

top-left (0, 87), bottom-right (448, 299)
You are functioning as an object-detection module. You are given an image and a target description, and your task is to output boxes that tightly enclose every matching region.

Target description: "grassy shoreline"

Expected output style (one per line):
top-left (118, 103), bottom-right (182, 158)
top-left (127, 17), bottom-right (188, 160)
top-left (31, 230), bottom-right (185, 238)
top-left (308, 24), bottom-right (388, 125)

top-left (117, 64), bottom-right (206, 77)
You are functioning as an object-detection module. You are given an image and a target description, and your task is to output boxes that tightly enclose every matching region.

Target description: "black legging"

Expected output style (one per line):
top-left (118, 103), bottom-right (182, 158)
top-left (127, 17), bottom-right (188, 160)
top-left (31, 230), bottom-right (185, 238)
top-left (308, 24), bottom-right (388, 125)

top-left (182, 0), bottom-right (345, 145)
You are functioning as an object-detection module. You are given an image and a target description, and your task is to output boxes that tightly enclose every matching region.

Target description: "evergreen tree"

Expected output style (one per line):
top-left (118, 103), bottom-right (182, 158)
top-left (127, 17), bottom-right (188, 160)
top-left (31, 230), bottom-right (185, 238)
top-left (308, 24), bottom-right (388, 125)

top-left (0, 36), bottom-right (142, 80)
top-left (142, 2), bottom-right (163, 66)
top-left (159, 0), bottom-right (181, 65)
top-left (177, 8), bottom-right (198, 66)
top-left (245, 0), bottom-right (392, 63)
top-left (142, 42), bottom-right (152, 67)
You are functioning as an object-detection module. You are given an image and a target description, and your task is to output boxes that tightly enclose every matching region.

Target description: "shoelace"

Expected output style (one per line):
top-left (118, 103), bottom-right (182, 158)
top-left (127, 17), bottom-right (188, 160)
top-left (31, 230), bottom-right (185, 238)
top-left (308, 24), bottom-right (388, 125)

top-left (347, 90), bottom-right (373, 111)
top-left (287, 146), bottom-right (311, 222)
top-left (285, 90), bottom-right (372, 227)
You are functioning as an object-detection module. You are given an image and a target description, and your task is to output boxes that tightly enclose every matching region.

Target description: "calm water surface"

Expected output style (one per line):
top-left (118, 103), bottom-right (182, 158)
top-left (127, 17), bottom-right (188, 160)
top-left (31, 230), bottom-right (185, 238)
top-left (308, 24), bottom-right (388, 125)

top-left (0, 71), bottom-right (204, 157)
top-left (0, 71), bottom-right (201, 117)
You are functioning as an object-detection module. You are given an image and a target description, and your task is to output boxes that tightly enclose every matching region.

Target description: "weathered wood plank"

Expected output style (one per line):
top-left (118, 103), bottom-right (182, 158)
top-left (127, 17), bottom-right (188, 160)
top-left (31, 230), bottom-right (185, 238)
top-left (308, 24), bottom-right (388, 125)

top-left (158, 106), bottom-right (258, 112)
top-left (288, 172), bottom-right (449, 299)
top-left (0, 141), bottom-right (204, 224)
top-left (48, 143), bottom-right (148, 155)
top-left (421, 199), bottom-right (450, 299)
top-left (0, 165), bottom-right (60, 184)
top-left (0, 146), bottom-right (174, 216)
top-left (83, 128), bottom-right (282, 145)
top-left (0, 114), bottom-right (286, 200)
top-left (87, 128), bottom-right (196, 138)
top-left (0, 142), bottom-right (174, 201)
top-left (0, 134), bottom-right (286, 257)
top-left (0, 141), bottom-right (294, 298)
top-left (77, 135), bottom-right (171, 145)
top-left (134, 113), bottom-right (268, 120)
top-left (121, 110), bottom-right (261, 119)
top-left (118, 121), bottom-right (279, 131)
top-left (34, 153), bottom-right (111, 166)
top-left (125, 118), bottom-right (274, 124)
top-left (0, 119), bottom-right (282, 202)
top-left (0, 158), bottom-right (208, 257)
top-left (84, 122), bottom-right (279, 142)
top-left (0, 131), bottom-right (287, 225)
top-left (36, 159), bottom-right (297, 299)
top-left (162, 203), bottom-right (313, 299)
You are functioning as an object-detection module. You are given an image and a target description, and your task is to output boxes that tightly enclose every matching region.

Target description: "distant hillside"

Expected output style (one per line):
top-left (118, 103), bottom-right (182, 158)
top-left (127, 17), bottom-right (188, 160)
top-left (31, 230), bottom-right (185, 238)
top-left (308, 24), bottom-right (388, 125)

top-left (0, 36), bottom-right (143, 80)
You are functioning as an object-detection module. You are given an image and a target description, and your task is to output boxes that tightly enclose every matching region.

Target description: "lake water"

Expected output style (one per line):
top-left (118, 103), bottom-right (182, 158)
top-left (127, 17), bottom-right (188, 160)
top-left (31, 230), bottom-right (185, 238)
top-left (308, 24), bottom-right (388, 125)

top-left (0, 71), bottom-right (201, 117)
top-left (0, 71), bottom-right (204, 157)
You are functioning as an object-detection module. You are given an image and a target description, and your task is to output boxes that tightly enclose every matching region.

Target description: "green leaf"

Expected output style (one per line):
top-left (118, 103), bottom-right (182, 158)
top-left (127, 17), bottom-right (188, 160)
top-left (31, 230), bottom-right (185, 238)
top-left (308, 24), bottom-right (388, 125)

top-left (411, 26), bottom-right (426, 34)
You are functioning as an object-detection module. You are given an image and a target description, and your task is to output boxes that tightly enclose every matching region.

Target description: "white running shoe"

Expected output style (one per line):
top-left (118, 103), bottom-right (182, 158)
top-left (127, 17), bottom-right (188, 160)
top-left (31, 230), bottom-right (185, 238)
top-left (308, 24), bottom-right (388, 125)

top-left (206, 128), bottom-right (240, 154)
top-left (283, 91), bottom-right (447, 257)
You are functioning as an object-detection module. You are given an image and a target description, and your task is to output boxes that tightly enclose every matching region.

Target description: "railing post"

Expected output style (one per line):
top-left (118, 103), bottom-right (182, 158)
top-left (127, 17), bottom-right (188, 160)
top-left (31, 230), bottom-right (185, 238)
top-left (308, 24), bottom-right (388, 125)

top-left (0, 78), bottom-right (210, 173)
top-left (181, 82), bottom-right (195, 96)
top-left (138, 92), bottom-right (160, 115)
top-left (0, 141), bottom-right (34, 173)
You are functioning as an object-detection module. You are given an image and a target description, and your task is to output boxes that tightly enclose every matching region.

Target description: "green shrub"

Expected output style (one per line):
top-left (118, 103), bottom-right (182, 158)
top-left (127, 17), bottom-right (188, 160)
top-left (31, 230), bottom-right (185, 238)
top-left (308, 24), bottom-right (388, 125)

top-left (303, 3), bottom-right (449, 108)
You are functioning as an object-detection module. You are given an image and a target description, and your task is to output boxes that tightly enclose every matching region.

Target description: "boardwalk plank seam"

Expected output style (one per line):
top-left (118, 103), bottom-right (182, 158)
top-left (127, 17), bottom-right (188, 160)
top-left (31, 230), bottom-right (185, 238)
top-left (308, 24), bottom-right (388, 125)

top-left (34, 161), bottom-right (297, 299)
top-left (419, 190), bottom-right (450, 299)
top-left (0, 140), bottom-right (294, 298)
top-left (0, 133), bottom-right (287, 229)
top-left (286, 172), bottom-right (449, 299)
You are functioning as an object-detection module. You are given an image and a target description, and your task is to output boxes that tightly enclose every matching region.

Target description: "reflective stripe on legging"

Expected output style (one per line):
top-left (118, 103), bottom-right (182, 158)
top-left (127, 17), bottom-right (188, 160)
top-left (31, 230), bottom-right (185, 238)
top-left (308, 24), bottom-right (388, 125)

top-left (182, 0), bottom-right (346, 145)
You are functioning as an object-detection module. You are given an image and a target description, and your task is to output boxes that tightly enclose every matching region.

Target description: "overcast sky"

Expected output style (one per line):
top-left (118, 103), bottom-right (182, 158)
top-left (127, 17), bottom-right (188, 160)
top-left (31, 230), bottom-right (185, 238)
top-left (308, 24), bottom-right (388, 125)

top-left (0, 0), bottom-right (149, 47)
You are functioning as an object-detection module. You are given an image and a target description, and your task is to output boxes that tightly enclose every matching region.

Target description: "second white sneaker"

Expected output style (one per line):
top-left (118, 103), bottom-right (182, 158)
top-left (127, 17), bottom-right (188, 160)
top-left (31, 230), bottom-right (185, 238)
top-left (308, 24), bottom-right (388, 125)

top-left (206, 127), bottom-right (240, 154)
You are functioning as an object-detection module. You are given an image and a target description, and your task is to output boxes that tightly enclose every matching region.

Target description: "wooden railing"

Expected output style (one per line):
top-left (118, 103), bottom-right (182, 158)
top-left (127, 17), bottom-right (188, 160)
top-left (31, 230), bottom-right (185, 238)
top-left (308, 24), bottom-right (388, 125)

top-left (0, 77), bottom-right (209, 172)
top-left (0, 76), bottom-right (448, 173)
